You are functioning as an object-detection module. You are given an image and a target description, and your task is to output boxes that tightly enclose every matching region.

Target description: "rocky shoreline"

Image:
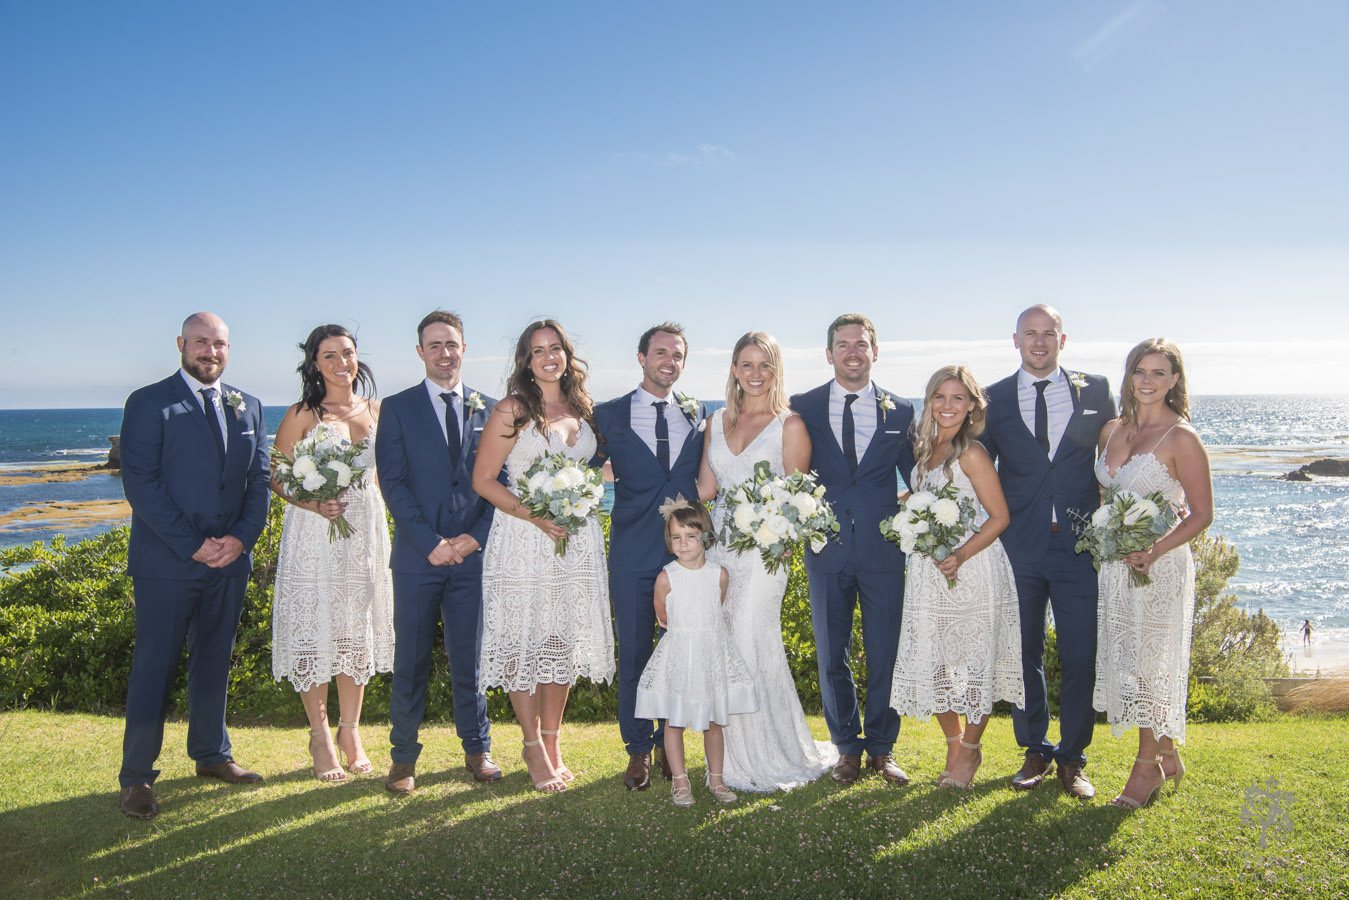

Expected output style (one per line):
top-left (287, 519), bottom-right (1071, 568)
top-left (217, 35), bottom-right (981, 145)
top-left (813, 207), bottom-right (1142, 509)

top-left (1284, 458), bottom-right (1349, 481)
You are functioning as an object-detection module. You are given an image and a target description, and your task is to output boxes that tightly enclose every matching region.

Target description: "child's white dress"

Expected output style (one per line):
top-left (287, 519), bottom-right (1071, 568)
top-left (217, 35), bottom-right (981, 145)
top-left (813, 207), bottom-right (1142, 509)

top-left (635, 561), bottom-right (760, 731)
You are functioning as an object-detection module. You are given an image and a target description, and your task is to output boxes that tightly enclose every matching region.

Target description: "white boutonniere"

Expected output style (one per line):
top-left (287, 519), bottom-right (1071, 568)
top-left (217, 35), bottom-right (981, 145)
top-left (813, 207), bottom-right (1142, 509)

top-left (877, 392), bottom-right (896, 422)
top-left (466, 391), bottom-right (486, 413)
top-left (223, 390), bottom-right (246, 415)
top-left (675, 391), bottom-right (700, 420)
top-left (1067, 372), bottom-right (1087, 400)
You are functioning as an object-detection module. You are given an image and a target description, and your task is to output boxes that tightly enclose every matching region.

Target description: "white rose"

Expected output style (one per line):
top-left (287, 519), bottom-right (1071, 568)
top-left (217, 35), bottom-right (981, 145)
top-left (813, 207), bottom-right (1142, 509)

top-left (931, 498), bottom-right (960, 527)
top-left (527, 472), bottom-right (549, 495)
top-left (1123, 499), bottom-right (1159, 526)
top-left (301, 471), bottom-right (327, 492)
top-left (326, 460), bottom-right (352, 487)
top-left (754, 522), bottom-right (778, 547)
top-left (814, 485), bottom-right (827, 498)
top-left (292, 455), bottom-right (318, 477)
top-left (732, 504), bottom-right (757, 532)
top-left (574, 498), bottom-right (595, 518)
top-left (906, 491), bottom-right (936, 512)
top-left (765, 513), bottom-right (791, 536)
top-left (790, 493), bottom-right (818, 517)
top-left (352, 447), bottom-right (375, 470)
top-left (912, 519), bottom-right (930, 534)
top-left (1091, 505), bottom-right (1113, 528)
top-left (897, 519), bottom-right (917, 539)
top-left (900, 537), bottom-right (917, 554)
top-left (562, 467), bottom-right (586, 487)
top-left (549, 473), bottom-right (573, 493)
top-left (890, 513), bottom-right (907, 531)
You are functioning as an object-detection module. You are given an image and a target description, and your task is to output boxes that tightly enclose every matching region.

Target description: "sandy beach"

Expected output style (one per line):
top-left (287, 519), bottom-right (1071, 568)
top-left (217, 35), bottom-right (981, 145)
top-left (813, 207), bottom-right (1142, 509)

top-left (0, 462), bottom-right (109, 486)
top-left (1282, 631), bottom-right (1349, 676)
top-left (0, 499), bottom-right (131, 532)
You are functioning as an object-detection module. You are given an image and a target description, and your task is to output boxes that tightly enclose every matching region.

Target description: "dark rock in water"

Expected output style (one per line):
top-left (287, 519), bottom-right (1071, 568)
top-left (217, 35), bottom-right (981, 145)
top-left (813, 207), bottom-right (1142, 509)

top-left (104, 435), bottom-right (121, 470)
top-left (1285, 457), bottom-right (1349, 480)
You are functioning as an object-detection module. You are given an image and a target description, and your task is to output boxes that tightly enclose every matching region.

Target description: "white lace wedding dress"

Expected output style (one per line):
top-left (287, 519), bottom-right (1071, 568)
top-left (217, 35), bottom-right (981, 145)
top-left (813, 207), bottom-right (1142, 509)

top-left (708, 409), bottom-right (836, 791)
top-left (1092, 429), bottom-right (1195, 744)
top-left (479, 421), bottom-right (615, 693)
top-left (888, 460), bottom-right (1023, 723)
top-left (272, 428), bottom-right (395, 692)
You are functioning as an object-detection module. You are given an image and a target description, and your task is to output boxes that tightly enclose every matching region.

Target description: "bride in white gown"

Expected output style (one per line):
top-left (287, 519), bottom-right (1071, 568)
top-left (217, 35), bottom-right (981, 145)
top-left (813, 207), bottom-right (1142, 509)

top-left (697, 332), bottom-right (836, 792)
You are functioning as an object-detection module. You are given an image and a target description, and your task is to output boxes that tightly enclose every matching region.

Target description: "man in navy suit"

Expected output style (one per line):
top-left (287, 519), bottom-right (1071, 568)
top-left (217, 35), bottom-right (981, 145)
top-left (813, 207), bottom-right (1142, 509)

top-left (981, 304), bottom-right (1115, 799)
top-left (117, 312), bottom-right (271, 819)
top-left (791, 314), bottom-right (915, 786)
top-left (376, 311), bottom-right (504, 794)
top-left (592, 323), bottom-right (705, 791)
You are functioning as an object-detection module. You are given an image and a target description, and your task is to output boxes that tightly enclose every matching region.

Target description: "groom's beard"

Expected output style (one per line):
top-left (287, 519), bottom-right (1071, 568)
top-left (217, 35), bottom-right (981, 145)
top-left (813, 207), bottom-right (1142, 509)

top-left (182, 352), bottom-right (225, 384)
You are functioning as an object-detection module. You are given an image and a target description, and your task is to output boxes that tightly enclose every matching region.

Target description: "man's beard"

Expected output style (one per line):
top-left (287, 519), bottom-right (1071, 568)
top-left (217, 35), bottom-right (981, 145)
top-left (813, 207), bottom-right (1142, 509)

top-left (182, 353), bottom-right (224, 384)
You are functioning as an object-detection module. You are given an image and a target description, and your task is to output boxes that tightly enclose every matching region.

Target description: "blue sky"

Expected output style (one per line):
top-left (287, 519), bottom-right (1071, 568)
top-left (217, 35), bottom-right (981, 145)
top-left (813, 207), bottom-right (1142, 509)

top-left (2, 1), bottom-right (1346, 409)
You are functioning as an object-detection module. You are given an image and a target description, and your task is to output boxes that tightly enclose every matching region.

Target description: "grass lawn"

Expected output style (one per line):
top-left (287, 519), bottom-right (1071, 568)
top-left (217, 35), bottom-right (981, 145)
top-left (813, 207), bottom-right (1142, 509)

top-left (0, 711), bottom-right (1344, 900)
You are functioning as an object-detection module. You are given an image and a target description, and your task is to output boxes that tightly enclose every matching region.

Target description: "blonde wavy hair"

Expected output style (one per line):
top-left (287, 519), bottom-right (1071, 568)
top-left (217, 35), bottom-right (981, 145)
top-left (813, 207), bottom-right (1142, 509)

top-left (1119, 337), bottom-right (1190, 426)
top-left (723, 331), bottom-right (789, 432)
top-left (911, 365), bottom-right (987, 482)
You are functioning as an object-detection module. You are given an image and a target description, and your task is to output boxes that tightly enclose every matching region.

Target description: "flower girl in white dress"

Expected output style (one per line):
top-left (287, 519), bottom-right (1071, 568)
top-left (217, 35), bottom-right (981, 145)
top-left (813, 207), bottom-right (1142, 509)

top-left (635, 499), bottom-right (759, 806)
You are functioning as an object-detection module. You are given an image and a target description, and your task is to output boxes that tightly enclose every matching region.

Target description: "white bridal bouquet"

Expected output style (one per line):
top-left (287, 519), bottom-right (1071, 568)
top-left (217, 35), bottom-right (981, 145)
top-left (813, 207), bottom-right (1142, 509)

top-left (879, 481), bottom-right (979, 587)
top-left (270, 423), bottom-right (372, 541)
top-left (722, 460), bottom-right (839, 575)
top-left (517, 451), bottom-right (606, 556)
top-left (1072, 485), bottom-right (1179, 586)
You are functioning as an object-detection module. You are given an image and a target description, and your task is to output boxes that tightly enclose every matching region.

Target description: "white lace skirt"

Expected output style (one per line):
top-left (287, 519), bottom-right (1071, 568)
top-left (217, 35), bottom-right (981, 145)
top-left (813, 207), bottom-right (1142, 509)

top-left (271, 482), bottom-right (395, 692)
top-left (1093, 546), bottom-right (1196, 743)
top-left (479, 515), bottom-right (615, 693)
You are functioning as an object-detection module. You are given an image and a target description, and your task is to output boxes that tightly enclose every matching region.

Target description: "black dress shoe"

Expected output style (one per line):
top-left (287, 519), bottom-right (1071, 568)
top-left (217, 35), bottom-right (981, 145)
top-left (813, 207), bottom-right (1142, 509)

top-left (120, 784), bottom-right (158, 819)
top-left (1011, 753), bottom-right (1054, 791)
top-left (652, 746), bottom-right (673, 780)
top-left (625, 753), bottom-right (651, 791)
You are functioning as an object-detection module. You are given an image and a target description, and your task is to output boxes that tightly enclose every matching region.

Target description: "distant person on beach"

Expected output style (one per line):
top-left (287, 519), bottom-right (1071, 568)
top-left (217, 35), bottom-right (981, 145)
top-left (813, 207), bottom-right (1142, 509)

top-left (270, 324), bottom-right (394, 782)
top-left (1303, 619), bottom-right (1312, 647)
top-left (592, 322), bottom-right (707, 791)
top-left (1091, 338), bottom-right (1212, 808)
top-left (980, 304), bottom-right (1115, 799)
top-left (117, 312), bottom-right (271, 820)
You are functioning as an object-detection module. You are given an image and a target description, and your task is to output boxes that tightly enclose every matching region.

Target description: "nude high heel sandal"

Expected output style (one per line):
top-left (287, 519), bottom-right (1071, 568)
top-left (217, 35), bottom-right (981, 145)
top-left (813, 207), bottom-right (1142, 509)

top-left (938, 739), bottom-right (982, 790)
top-left (539, 728), bottom-right (574, 782)
top-left (522, 739), bottom-right (567, 793)
top-left (336, 720), bottom-right (373, 774)
top-left (1109, 755), bottom-right (1164, 809)
top-left (309, 729), bottom-right (347, 783)
top-left (1158, 747), bottom-right (1185, 791)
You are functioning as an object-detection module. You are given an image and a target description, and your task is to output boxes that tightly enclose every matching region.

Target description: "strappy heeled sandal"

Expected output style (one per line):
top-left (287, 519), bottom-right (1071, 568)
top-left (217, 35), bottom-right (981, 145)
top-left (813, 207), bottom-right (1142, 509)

top-left (1158, 747), bottom-right (1185, 791)
top-left (706, 773), bottom-right (737, 804)
top-left (670, 773), bottom-right (695, 807)
top-left (522, 739), bottom-right (567, 793)
top-left (1109, 755), bottom-right (1164, 809)
top-left (309, 729), bottom-right (347, 783)
top-left (336, 720), bottom-right (373, 774)
top-left (539, 728), bottom-right (574, 782)
top-left (935, 732), bottom-right (963, 784)
top-left (937, 739), bottom-right (982, 790)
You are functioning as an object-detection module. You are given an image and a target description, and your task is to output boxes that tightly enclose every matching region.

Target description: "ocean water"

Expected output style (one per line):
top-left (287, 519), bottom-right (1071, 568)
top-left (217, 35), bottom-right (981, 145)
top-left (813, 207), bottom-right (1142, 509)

top-left (2, 398), bottom-right (1346, 636)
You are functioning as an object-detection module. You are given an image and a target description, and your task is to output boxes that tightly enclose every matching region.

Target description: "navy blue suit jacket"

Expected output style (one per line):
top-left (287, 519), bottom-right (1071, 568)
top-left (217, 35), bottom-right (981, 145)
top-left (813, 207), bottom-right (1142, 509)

top-left (120, 372), bottom-right (271, 580)
top-left (980, 368), bottom-right (1115, 565)
top-left (376, 384), bottom-right (500, 575)
top-left (593, 392), bottom-right (705, 575)
top-left (791, 382), bottom-right (916, 575)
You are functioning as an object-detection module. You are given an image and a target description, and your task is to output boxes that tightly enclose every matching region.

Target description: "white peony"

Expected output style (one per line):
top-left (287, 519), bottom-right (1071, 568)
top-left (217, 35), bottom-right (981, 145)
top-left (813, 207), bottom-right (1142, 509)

top-left (765, 513), bottom-right (791, 536)
top-left (292, 455), bottom-right (318, 477)
top-left (790, 493), bottom-right (818, 517)
top-left (732, 504), bottom-right (757, 532)
top-left (754, 523), bottom-right (778, 547)
top-left (931, 498), bottom-right (960, 527)
top-left (301, 471), bottom-right (327, 492)
top-left (906, 491), bottom-right (937, 511)
top-left (527, 472), bottom-right (549, 495)
top-left (326, 460), bottom-right (352, 487)
top-left (1091, 505), bottom-right (1113, 528)
top-left (890, 513), bottom-right (908, 531)
top-left (549, 473), bottom-right (573, 493)
top-left (912, 518), bottom-right (930, 534)
top-left (574, 498), bottom-right (595, 517)
top-left (900, 536), bottom-right (916, 554)
top-left (1123, 498), bottom-right (1159, 526)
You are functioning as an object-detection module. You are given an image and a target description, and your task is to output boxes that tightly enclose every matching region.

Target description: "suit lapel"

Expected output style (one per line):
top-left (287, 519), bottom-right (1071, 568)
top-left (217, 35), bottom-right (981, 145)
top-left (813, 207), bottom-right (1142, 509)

top-left (458, 386), bottom-right (485, 465)
top-left (220, 384), bottom-right (246, 474)
top-left (171, 373), bottom-right (224, 467)
top-left (411, 385), bottom-right (454, 460)
top-left (856, 382), bottom-right (893, 472)
top-left (672, 397), bottom-right (703, 466)
top-left (1053, 368), bottom-right (1083, 462)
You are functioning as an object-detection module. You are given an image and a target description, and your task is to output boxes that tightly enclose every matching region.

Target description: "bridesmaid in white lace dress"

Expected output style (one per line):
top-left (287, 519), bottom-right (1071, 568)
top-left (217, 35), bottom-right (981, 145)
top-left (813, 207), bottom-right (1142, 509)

top-left (888, 366), bottom-right (1023, 789)
top-left (696, 331), bottom-right (837, 791)
top-left (473, 320), bottom-right (615, 793)
top-left (1092, 338), bottom-right (1212, 809)
top-left (271, 325), bottom-right (395, 782)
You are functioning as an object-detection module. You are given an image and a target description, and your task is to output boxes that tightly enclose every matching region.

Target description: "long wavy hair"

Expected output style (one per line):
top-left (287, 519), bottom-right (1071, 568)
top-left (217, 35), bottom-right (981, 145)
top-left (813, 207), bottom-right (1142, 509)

top-left (506, 319), bottom-right (596, 438)
top-left (296, 324), bottom-right (376, 414)
top-left (911, 365), bottom-right (987, 482)
top-left (1119, 337), bottom-right (1190, 426)
top-left (724, 331), bottom-right (790, 432)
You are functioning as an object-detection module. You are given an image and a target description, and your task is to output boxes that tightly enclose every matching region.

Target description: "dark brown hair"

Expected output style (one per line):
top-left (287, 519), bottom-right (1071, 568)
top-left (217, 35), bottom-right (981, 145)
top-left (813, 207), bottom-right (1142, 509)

top-left (296, 324), bottom-right (376, 414)
top-left (507, 319), bottom-right (597, 438)
top-left (417, 310), bottom-right (464, 344)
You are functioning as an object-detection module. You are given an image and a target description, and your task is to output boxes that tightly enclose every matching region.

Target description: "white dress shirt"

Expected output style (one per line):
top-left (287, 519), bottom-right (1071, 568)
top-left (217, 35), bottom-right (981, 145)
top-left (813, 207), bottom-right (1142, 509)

top-left (630, 386), bottom-right (693, 461)
top-left (425, 378), bottom-right (463, 445)
top-left (829, 380), bottom-right (877, 462)
top-left (180, 368), bottom-right (229, 451)
top-left (1017, 366), bottom-right (1073, 460)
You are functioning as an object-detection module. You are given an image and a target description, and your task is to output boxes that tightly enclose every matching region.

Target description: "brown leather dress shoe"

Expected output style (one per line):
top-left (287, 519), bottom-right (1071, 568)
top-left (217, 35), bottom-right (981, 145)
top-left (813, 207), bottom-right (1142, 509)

top-left (624, 752), bottom-right (652, 791)
top-left (385, 761), bottom-right (416, 794)
top-left (1058, 761), bottom-right (1095, 800)
top-left (866, 754), bottom-right (911, 785)
top-left (652, 746), bottom-right (673, 781)
top-left (1011, 753), bottom-right (1054, 791)
top-left (831, 754), bottom-right (862, 785)
top-left (195, 760), bottom-right (263, 784)
top-left (119, 784), bottom-right (158, 819)
top-left (465, 752), bottom-right (502, 783)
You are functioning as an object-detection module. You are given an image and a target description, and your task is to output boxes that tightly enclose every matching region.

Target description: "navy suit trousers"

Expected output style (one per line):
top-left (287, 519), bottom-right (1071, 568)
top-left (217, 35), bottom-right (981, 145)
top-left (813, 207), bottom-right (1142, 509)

top-left (120, 573), bottom-right (247, 787)
top-left (389, 568), bottom-right (490, 763)
top-left (610, 567), bottom-right (665, 755)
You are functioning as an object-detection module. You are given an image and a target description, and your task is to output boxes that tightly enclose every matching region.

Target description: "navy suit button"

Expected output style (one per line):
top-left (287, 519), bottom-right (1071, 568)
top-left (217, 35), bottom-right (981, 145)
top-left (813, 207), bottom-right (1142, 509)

top-left (452, 480), bottom-right (459, 487)
top-left (846, 509), bottom-right (852, 516)
top-left (214, 514), bottom-right (221, 520)
top-left (665, 476), bottom-right (671, 482)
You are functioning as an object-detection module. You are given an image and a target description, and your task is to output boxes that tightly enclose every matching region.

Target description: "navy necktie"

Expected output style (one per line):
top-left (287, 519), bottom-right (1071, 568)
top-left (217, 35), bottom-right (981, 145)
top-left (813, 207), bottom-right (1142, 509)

top-left (441, 392), bottom-right (461, 461)
top-left (1034, 380), bottom-right (1051, 455)
top-left (843, 393), bottom-right (859, 473)
top-left (200, 387), bottom-right (225, 464)
top-left (654, 400), bottom-right (670, 472)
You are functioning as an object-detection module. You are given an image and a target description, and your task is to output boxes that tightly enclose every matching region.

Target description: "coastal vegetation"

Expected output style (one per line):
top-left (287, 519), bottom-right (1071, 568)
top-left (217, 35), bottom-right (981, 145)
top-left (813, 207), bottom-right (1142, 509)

top-left (0, 500), bottom-right (1292, 724)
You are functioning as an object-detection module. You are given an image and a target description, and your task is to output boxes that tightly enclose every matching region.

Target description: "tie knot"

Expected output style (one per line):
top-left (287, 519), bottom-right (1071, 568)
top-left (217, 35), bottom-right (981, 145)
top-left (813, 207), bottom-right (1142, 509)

top-left (653, 400), bottom-right (667, 411)
top-left (440, 391), bottom-right (456, 405)
top-left (1034, 380), bottom-right (1050, 394)
top-left (844, 393), bottom-right (859, 406)
top-left (200, 387), bottom-right (218, 402)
